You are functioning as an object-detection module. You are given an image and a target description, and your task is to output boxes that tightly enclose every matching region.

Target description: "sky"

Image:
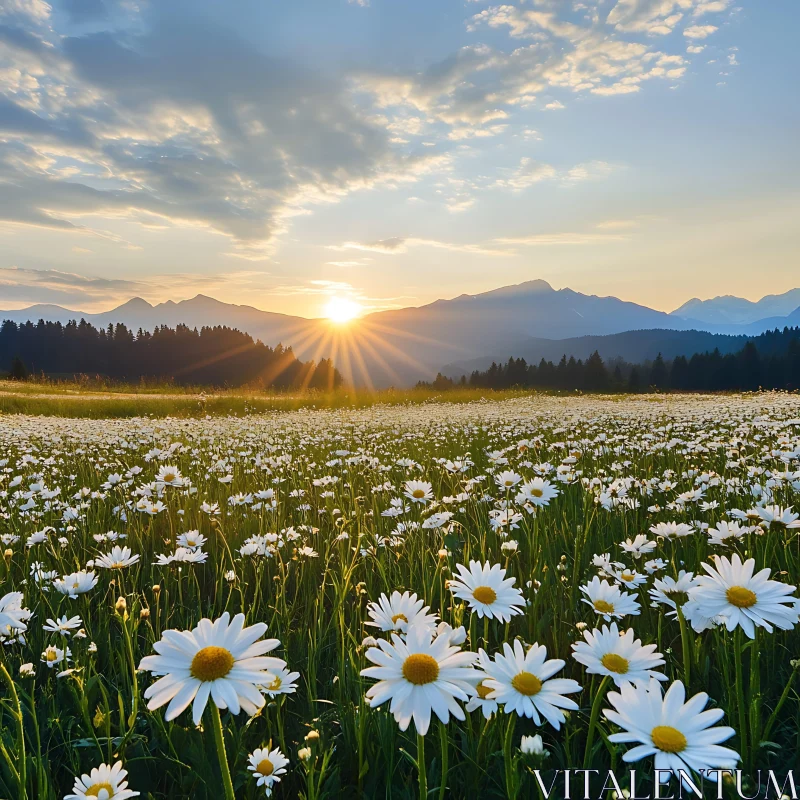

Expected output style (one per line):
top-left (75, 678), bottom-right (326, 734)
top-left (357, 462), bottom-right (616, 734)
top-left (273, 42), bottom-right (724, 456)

top-left (0, 0), bottom-right (798, 319)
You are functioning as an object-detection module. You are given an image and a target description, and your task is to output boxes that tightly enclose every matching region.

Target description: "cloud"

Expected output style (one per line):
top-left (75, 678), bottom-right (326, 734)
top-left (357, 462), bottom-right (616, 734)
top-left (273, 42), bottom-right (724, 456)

top-left (684, 24), bottom-right (718, 38)
top-left (494, 158), bottom-right (616, 191)
top-left (331, 236), bottom-right (512, 257)
top-left (494, 232), bottom-right (630, 246)
top-left (0, 6), bottom-right (448, 253)
top-left (544, 100), bottom-right (565, 110)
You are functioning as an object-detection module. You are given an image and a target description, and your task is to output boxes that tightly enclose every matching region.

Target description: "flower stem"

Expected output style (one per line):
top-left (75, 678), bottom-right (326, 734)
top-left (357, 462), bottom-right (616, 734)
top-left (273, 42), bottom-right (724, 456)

top-left (503, 714), bottom-right (517, 800)
top-left (0, 660), bottom-right (26, 799)
top-left (208, 703), bottom-right (235, 800)
top-left (583, 675), bottom-right (610, 769)
top-left (416, 732), bottom-right (427, 800)
top-left (438, 720), bottom-right (448, 800)
top-left (676, 605), bottom-right (691, 687)
top-left (733, 628), bottom-right (748, 767)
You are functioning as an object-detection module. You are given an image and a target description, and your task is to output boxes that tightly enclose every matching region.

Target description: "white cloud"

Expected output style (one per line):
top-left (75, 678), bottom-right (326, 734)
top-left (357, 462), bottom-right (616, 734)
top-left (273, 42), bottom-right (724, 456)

top-left (545, 100), bottom-right (565, 110)
top-left (684, 24), bottom-right (718, 38)
top-left (331, 237), bottom-right (512, 257)
top-left (494, 232), bottom-right (630, 246)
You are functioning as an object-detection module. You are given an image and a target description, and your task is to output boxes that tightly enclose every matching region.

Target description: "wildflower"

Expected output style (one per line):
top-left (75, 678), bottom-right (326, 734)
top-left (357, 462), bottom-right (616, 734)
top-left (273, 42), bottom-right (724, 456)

top-left (605, 679), bottom-right (739, 785)
top-left (95, 546), bottom-right (140, 570)
top-left (480, 640), bottom-right (581, 728)
top-left (403, 480), bottom-right (434, 504)
top-left (248, 747), bottom-right (289, 794)
top-left (139, 612), bottom-right (286, 725)
top-left (571, 623), bottom-right (666, 687)
top-left (687, 553), bottom-right (798, 638)
top-left (64, 760), bottom-right (139, 800)
top-left (365, 590), bottom-right (437, 634)
top-left (43, 615), bottom-right (82, 637)
top-left (360, 623), bottom-right (480, 735)
top-left (54, 571), bottom-right (98, 599)
top-left (581, 577), bottom-right (641, 621)
top-left (0, 591), bottom-right (32, 635)
top-left (520, 734), bottom-right (547, 757)
top-left (448, 560), bottom-right (524, 622)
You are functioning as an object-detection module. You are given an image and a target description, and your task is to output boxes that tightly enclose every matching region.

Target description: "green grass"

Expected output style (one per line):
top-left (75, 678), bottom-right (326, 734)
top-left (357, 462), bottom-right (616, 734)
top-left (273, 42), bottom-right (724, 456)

top-left (0, 393), bottom-right (798, 799)
top-left (0, 379), bottom-right (538, 418)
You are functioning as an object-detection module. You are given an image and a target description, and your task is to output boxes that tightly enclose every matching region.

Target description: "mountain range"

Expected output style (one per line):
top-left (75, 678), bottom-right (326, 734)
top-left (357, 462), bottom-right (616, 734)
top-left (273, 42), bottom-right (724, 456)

top-left (2, 281), bottom-right (799, 386)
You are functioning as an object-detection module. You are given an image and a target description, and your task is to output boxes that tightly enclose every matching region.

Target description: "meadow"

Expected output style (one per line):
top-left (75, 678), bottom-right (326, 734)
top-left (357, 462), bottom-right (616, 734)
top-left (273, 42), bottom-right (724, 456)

top-left (0, 392), bottom-right (799, 799)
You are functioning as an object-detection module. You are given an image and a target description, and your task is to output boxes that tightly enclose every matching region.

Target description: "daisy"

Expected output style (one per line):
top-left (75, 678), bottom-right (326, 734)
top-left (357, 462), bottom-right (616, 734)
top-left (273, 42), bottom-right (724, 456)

top-left (403, 480), bottom-right (434, 504)
top-left (688, 554), bottom-right (798, 638)
top-left (64, 760), bottom-right (139, 800)
top-left (480, 640), bottom-right (581, 728)
top-left (43, 615), bottom-right (82, 637)
top-left (706, 521), bottom-right (749, 547)
top-left (95, 546), bottom-right (140, 570)
top-left (757, 505), bottom-right (800, 531)
top-left (466, 651), bottom-right (500, 719)
top-left (495, 470), bottom-right (522, 490)
top-left (155, 465), bottom-right (184, 487)
top-left (0, 591), bottom-right (32, 635)
top-left (448, 560), bottom-right (524, 622)
top-left (571, 623), bottom-right (666, 687)
top-left (260, 666), bottom-right (300, 698)
top-left (365, 590), bottom-right (437, 634)
top-left (604, 679), bottom-right (739, 784)
top-left (177, 530), bottom-right (207, 550)
top-left (360, 622), bottom-right (480, 735)
top-left (619, 534), bottom-right (657, 560)
top-left (581, 577), bottom-right (641, 621)
top-left (649, 522), bottom-right (694, 540)
top-left (248, 746), bottom-right (289, 795)
top-left (42, 645), bottom-right (71, 669)
top-left (54, 571), bottom-right (99, 599)
top-left (515, 477), bottom-right (559, 507)
top-left (649, 571), bottom-right (698, 617)
top-left (610, 567), bottom-right (648, 589)
top-left (138, 612), bottom-right (286, 725)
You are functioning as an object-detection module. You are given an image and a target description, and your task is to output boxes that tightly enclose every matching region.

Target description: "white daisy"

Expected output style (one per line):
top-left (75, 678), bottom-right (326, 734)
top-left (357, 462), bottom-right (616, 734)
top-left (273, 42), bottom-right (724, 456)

top-left (448, 560), bottom-right (524, 622)
top-left (138, 612), bottom-right (285, 725)
top-left (571, 622), bottom-right (666, 687)
top-left (360, 622), bottom-right (480, 735)
top-left (687, 553), bottom-right (798, 638)
top-left (247, 746), bottom-right (289, 795)
top-left (620, 534), bottom-right (657, 560)
top-left (64, 760), bottom-right (139, 800)
top-left (480, 640), bottom-right (581, 728)
top-left (43, 614), bottom-right (82, 637)
top-left (0, 591), bottom-right (32, 636)
top-left (54, 571), bottom-right (98, 599)
top-left (649, 522), bottom-right (695, 540)
top-left (259, 666), bottom-right (300, 698)
top-left (605, 679), bottom-right (739, 784)
top-left (365, 590), bottom-right (438, 634)
top-left (515, 477), bottom-right (559, 507)
top-left (403, 480), bottom-right (434, 504)
top-left (581, 577), bottom-right (641, 621)
top-left (95, 546), bottom-right (140, 570)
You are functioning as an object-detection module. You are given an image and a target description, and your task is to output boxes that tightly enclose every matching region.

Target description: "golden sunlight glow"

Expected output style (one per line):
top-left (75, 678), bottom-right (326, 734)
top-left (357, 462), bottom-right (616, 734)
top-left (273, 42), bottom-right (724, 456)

top-left (324, 296), bottom-right (362, 323)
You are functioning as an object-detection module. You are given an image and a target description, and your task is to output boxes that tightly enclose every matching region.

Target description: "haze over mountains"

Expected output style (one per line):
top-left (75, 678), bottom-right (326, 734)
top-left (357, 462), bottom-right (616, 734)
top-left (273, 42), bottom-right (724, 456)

top-left (2, 281), bottom-right (800, 387)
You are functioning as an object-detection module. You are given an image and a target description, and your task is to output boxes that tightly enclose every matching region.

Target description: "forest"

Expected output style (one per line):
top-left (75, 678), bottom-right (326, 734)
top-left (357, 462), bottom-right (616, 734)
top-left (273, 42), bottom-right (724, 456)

top-left (423, 327), bottom-right (800, 392)
top-left (0, 318), bottom-right (342, 389)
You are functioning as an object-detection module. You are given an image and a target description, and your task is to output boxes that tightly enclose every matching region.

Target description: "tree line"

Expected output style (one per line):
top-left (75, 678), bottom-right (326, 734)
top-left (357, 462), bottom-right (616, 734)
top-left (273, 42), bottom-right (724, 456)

top-left (420, 327), bottom-right (800, 393)
top-left (0, 318), bottom-right (342, 389)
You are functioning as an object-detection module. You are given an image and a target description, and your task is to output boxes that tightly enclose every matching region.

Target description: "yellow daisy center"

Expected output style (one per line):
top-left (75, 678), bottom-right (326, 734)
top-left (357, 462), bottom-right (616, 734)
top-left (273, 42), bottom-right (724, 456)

top-left (621, 572), bottom-right (635, 581)
top-left (46, 650), bottom-right (58, 662)
top-left (593, 599), bottom-right (615, 614)
top-left (402, 653), bottom-right (440, 685)
top-left (726, 586), bottom-right (757, 608)
top-left (391, 613), bottom-right (408, 625)
top-left (472, 586), bottom-right (498, 605)
top-left (600, 653), bottom-right (629, 674)
top-left (651, 725), bottom-right (687, 753)
top-left (256, 758), bottom-right (274, 777)
top-left (511, 671), bottom-right (542, 696)
top-left (530, 488), bottom-right (543, 497)
top-left (412, 489), bottom-right (425, 499)
top-left (85, 783), bottom-right (114, 797)
top-left (476, 680), bottom-right (493, 699)
top-left (190, 646), bottom-right (235, 682)
top-left (268, 676), bottom-right (282, 691)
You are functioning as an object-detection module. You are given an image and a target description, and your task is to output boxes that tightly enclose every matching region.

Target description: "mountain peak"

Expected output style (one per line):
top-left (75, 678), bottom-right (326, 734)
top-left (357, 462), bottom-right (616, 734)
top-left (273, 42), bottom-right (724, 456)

top-left (115, 297), bottom-right (153, 311)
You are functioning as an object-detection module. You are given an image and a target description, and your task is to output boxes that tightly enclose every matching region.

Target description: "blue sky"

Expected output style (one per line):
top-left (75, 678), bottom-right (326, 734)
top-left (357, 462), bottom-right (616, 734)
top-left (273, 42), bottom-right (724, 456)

top-left (0, 0), bottom-right (797, 317)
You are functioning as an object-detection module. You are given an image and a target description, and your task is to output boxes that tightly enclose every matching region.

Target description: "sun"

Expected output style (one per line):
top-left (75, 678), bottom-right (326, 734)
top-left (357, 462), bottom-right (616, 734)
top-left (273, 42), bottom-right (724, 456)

top-left (324, 296), bottom-right (362, 323)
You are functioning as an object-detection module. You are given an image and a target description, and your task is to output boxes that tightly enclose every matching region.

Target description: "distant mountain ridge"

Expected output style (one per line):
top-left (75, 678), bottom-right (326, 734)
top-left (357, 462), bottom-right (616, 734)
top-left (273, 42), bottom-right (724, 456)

top-left (671, 288), bottom-right (800, 325)
top-left (2, 281), bottom-right (800, 386)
